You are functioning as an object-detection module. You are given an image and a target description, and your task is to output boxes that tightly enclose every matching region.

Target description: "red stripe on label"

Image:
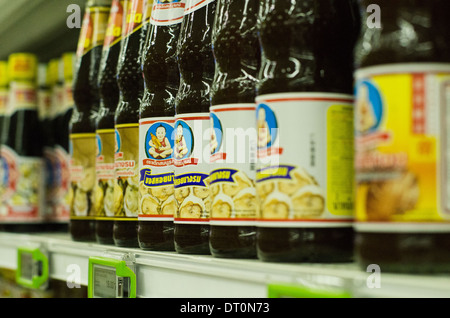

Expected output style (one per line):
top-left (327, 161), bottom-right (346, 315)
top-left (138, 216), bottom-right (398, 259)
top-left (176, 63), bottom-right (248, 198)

top-left (262, 97), bottom-right (354, 103)
top-left (176, 116), bottom-right (209, 121)
top-left (140, 119), bottom-right (175, 125)
top-left (212, 107), bottom-right (256, 112)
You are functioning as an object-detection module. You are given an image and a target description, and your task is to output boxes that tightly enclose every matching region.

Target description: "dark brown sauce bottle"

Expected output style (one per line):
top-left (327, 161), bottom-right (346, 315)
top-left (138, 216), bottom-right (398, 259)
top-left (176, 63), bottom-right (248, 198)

top-left (95, 0), bottom-right (126, 245)
top-left (255, 0), bottom-right (360, 262)
top-left (0, 53), bottom-right (44, 233)
top-left (38, 62), bottom-right (55, 224)
top-left (113, 0), bottom-right (150, 247)
top-left (51, 53), bottom-right (75, 230)
top-left (138, 0), bottom-right (184, 251)
top-left (208, 0), bottom-right (260, 258)
top-left (70, 0), bottom-right (111, 241)
top-left (354, 0), bottom-right (450, 273)
top-left (172, 0), bottom-right (216, 255)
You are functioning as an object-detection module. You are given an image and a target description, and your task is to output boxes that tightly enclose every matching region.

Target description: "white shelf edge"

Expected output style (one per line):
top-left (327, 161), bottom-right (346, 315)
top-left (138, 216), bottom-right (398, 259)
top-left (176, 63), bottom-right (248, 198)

top-left (1, 232), bottom-right (450, 298)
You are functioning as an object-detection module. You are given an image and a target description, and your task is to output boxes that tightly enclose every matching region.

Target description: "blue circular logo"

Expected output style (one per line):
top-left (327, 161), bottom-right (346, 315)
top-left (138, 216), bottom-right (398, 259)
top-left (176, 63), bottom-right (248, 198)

top-left (145, 122), bottom-right (175, 160)
top-left (210, 113), bottom-right (223, 155)
top-left (256, 103), bottom-right (278, 149)
top-left (96, 135), bottom-right (102, 158)
top-left (174, 120), bottom-right (194, 160)
top-left (115, 129), bottom-right (121, 154)
top-left (355, 80), bottom-right (383, 134)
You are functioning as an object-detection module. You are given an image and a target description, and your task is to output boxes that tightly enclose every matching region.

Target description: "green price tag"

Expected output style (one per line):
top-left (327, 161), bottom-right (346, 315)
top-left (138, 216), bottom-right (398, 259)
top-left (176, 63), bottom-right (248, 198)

top-left (268, 283), bottom-right (351, 298)
top-left (88, 256), bottom-right (136, 298)
top-left (16, 246), bottom-right (49, 289)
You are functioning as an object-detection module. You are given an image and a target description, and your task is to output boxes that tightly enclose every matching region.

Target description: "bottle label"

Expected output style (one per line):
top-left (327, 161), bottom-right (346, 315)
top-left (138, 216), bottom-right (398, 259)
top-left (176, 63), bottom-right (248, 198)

top-left (95, 129), bottom-right (116, 219)
top-left (7, 82), bottom-right (37, 114)
top-left (174, 113), bottom-right (210, 224)
top-left (150, 0), bottom-right (185, 26)
top-left (138, 117), bottom-right (175, 221)
top-left (37, 88), bottom-right (51, 120)
top-left (0, 146), bottom-right (45, 223)
top-left (70, 133), bottom-right (96, 220)
top-left (184, 0), bottom-right (214, 14)
top-left (53, 145), bottom-right (71, 221)
top-left (209, 104), bottom-right (257, 225)
top-left (255, 93), bottom-right (354, 228)
top-left (124, 0), bottom-right (153, 36)
top-left (355, 64), bottom-right (450, 233)
top-left (76, 8), bottom-right (94, 57)
top-left (91, 6), bottom-right (110, 48)
top-left (103, 0), bottom-right (125, 49)
top-left (114, 124), bottom-right (139, 220)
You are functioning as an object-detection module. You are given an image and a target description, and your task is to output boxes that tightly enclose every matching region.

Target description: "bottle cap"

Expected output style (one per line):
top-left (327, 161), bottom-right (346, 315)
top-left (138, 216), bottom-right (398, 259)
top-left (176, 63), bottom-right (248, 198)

top-left (8, 53), bottom-right (38, 81)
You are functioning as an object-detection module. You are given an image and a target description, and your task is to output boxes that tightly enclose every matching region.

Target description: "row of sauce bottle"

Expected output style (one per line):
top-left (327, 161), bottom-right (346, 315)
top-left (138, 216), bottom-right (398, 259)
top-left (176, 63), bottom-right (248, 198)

top-left (0, 52), bottom-right (75, 232)
top-left (1, 0), bottom-right (449, 275)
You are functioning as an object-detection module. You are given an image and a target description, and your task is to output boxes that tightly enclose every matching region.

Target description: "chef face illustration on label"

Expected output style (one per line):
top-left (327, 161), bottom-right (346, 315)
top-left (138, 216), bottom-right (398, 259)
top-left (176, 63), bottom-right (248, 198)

top-left (355, 80), bottom-right (383, 135)
top-left (174, 121), bottom-right (194, 160)
top-left (210, 113), bottom-right (223, 155)
top-left (145, 123), bottom-right (174, 160)
top-left (256, 104), bottom-right (278, 150)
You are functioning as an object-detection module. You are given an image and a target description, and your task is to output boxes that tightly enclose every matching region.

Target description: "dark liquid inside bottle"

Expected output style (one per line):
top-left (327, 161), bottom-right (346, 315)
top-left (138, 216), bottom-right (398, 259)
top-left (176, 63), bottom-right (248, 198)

top-left (113, 0), bottom-right (149, 247)
top-left (256, 0), bottom-right (360, 262)
top-left (354, 0), bottom-right (450, 273)
top-left (95, 0), bottom-right (125, 245)
top-left (138, 2), bottom-right (184, 251)
top-left (70, 2), bottom-right (111, 242)
top-left (173, 1), bottom-right (216, 255)
top-left (208, 0), bottom-right (260, 259)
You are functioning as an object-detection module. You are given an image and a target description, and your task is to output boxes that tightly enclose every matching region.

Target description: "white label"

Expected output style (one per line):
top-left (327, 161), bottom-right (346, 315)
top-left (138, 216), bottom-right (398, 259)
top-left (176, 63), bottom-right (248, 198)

top-left (139, 117), bottom-right (175, 221)
top-left (0, 145), bottom-right (45, 222)
top-left (209, 103), bottom-right (257, 226)
top-left (150, 0), bottom-right (185, 26)
top-left (173, 113), bottom-right (210, 224)
top-left (184, 0), bottom-right (214, 14)
top-left (7, 82), bottom-right (37, 114)
top-left (255, 93), bottom-right (354, 228)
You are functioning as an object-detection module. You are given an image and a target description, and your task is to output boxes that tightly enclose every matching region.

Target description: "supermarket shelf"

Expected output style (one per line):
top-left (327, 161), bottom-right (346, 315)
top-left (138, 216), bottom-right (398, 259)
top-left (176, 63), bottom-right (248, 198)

top-left (1, 231), bottom-right (450, 298)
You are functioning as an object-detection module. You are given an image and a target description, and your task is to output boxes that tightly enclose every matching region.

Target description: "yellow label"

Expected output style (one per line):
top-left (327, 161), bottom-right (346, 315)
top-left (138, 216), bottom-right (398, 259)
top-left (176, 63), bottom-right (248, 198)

top-left (327, 104), bottom-right (354, 216)
top-left (114, 124), bottom-right (139, 220)
top-left (94, 129), bottom-right (116, 218)
top-left (355, 64), bottom-right (450, 230)
top-left (70, 133), bottom-right (96, 220)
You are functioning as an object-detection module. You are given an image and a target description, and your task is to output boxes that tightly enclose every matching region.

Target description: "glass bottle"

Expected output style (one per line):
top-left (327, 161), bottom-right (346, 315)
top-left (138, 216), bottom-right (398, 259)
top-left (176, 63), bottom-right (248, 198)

top-left (138, 0), bottom-right (184, 251)
top-left (95, 0), bottom-right (126, 245)
top-left (208, 0), bottom-right (260, 258)
top-left (113, 0), bottom-right (152, 247)
top-left (70, 0), bottom-right (111, 241)
top-left (255, 0), bottom-right (360, 262)
top-left (172, 0), bottom-right (216, 254)
top-left (354, 0), bottom-right (450, 273)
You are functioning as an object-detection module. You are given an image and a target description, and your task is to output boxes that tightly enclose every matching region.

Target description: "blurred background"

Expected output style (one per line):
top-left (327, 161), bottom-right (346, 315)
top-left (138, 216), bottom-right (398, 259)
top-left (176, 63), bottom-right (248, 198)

top-left (0, 0), bottom-right (85, 61)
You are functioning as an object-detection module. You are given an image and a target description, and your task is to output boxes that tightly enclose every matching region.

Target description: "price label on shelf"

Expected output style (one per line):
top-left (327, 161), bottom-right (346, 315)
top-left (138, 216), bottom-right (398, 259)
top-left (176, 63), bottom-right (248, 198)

top-left (267, 282), bottom-right (351, 298)
top-left (16, 245), bottom-right (49, 290)
top-left (88, 255), bottom-right (136, 298)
